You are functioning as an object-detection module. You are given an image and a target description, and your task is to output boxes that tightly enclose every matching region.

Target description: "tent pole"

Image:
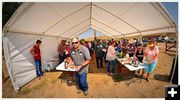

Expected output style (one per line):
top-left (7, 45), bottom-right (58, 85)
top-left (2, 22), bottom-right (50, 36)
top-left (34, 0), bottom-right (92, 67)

top-left (169, 22), bottom-right (178, 84)
top-left (128, 26), bottom-right (173, 35)
top-left (2, 70), bottom-right (6, 83)
top-left (94, 29), bottom-right (96, 41)
top-left (5, 30), bottom-right (57, 38)
top-left (90, 2), bottom-right (93, 26)
top-left (115, 26), bottom-right (175, 37)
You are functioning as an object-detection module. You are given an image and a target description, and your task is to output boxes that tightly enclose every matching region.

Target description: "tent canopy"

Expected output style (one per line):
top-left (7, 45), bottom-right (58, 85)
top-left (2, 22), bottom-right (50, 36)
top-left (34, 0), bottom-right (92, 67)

top-left (3, 2), bottom-right (176, 91)
top-left (4, 2), bottom-right (176, 38)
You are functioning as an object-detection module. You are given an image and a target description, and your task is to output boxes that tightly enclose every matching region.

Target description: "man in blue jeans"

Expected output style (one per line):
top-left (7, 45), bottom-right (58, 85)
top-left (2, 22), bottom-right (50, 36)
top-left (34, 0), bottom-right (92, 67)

top-left (68, 37), bottom-right (91, 96)
top-left (30, 40), bottom-right (43, 79)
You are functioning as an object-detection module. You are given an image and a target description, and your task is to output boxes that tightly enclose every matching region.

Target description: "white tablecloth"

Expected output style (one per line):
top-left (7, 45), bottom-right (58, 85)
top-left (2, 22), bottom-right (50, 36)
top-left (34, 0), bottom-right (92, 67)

top-left (116, 57), bottom-right (147, 71)
top-left (56, 62), bottom-right (77, 72)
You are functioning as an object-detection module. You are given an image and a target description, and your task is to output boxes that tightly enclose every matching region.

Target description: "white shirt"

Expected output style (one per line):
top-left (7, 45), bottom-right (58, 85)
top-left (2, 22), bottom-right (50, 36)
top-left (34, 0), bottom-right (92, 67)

top-left (106, 45), bottom-right (116, 60)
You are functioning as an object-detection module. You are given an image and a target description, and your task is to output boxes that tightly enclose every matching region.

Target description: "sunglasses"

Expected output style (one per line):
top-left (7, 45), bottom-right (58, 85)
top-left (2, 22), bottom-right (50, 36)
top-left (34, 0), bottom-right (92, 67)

top-left (72, 41), bottom-right (79, 44)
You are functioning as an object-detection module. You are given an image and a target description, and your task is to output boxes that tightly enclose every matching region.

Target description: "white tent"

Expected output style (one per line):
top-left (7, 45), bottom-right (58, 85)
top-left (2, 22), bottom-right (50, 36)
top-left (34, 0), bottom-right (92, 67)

top-left (3, 2), bottom-right (176, 91)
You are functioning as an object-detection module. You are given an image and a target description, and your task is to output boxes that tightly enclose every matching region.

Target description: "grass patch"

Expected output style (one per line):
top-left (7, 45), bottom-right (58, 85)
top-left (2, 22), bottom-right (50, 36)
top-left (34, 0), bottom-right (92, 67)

top-left (31, 78), bottom-right (48, 91)
top-left (18, 87), bottom-right (31, 95)
top-left (51, 78), bottom-right (58, 84)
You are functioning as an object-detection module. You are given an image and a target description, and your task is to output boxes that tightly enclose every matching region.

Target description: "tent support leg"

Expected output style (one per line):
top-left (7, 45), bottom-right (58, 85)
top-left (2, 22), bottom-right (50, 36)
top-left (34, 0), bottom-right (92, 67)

top-left (2, 70), bottom-right (6, 83)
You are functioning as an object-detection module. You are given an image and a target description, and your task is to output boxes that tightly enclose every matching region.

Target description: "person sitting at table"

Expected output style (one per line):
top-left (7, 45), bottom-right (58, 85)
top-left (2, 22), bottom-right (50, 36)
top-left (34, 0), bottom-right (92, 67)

top-left (142, 40), bottom-right (159, 82)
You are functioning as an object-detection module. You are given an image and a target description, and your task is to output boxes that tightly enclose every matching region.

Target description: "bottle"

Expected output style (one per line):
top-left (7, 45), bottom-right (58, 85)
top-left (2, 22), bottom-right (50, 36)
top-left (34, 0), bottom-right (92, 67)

top-left (126, 54), bottom-right (129, 59)
top-left (134, 60), bottom-right (139, 67)
top-left (120, 51), bottom-right (123, 58)
top-left (64, 62), bottom-right (68, 69)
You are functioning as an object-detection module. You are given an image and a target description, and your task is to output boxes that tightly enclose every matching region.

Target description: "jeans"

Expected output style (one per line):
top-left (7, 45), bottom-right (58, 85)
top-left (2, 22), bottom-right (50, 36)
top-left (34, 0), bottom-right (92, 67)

top-left (35, 60), bottom-right (43, 77)
top-left (106, 60), bottom-right (116, 73)
top-left (96, 57), bottom-right (103, 68)
top-left (76, 72), bottom-right (88, 91)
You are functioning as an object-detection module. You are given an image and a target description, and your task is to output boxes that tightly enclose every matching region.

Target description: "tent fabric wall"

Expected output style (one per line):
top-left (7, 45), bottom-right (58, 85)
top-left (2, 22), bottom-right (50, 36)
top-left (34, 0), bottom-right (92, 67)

top-left (41, 36), bottom-right (59, 71)
top-left (3, 32), bottom-right (59, 91)
top-left (3, 2), bottom-right (176, 91)
top-left (3, 37), bottom-right (19, 91)
top-left (3, 32), bottom-right (40, 91)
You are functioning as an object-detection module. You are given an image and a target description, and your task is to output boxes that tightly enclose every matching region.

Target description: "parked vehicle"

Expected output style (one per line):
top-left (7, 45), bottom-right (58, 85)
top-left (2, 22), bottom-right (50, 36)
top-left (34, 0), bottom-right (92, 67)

top-left (159, 38), bottom-right (166, 42)
top-left (158, 36), bottom-right (166, 43)
top-left (168, 38), bottom-right (176, 43)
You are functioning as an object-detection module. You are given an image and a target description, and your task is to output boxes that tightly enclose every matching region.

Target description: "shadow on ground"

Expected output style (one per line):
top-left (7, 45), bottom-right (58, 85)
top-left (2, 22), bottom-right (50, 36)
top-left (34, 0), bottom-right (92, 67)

top-left (153, 74), bottom-right (169, 82)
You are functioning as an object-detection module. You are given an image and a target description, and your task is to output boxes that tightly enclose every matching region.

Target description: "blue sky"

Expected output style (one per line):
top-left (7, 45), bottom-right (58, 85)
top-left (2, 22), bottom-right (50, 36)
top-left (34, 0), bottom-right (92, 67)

top-left (78, 2), bottom-right (178, 39)
top-left (162, 2), bottom-right (178, 28)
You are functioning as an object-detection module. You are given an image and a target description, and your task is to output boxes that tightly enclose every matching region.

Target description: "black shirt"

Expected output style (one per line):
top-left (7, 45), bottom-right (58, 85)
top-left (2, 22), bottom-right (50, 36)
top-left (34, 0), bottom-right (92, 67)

top-left (136, 49), bottom-right (143, 62)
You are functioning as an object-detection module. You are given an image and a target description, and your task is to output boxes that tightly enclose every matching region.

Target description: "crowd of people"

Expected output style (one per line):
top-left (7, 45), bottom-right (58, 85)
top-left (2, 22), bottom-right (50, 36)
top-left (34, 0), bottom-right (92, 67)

top-left (30, 37), bottom-right (159, 96)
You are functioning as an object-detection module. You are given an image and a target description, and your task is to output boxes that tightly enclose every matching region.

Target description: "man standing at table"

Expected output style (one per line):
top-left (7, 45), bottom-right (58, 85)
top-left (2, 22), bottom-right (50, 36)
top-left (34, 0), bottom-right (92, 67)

top-left (68, 37), bottom-right (91, 96)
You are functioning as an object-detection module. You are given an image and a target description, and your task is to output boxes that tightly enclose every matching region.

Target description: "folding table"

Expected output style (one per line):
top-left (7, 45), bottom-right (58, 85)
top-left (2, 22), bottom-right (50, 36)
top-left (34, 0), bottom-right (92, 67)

top-left (116, 57), bottom-right (147, 86)
top-left (56, 62), bottom-right (77, 84)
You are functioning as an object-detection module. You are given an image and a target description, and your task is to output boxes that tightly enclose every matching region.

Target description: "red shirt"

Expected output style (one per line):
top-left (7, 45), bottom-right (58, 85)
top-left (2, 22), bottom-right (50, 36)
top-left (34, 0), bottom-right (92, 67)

top-left (66, 46), bottom-right (71, 56)
top-left (32, 45), bottom-right (41, 60)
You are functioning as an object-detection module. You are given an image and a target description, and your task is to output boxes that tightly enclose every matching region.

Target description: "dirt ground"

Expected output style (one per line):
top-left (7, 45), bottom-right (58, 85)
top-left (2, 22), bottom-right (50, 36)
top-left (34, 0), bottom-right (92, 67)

top-left (2, 43), bottom-right (177, 98)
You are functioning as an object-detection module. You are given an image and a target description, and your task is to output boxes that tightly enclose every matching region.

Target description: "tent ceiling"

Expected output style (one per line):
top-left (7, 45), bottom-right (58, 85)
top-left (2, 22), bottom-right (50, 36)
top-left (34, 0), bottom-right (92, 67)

top-left (4, 2), bottom-right (176, 38)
